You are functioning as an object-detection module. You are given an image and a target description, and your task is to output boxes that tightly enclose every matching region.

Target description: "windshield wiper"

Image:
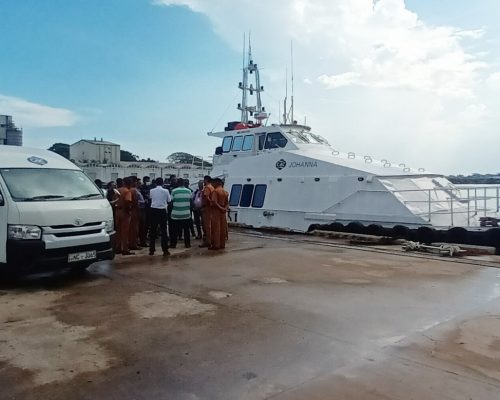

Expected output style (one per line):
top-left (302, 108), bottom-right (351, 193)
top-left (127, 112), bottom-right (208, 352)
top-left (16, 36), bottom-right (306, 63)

top-left (20, 195), bottom-right (66, 201)
top-left (71, 193), bottom-right (103, 200)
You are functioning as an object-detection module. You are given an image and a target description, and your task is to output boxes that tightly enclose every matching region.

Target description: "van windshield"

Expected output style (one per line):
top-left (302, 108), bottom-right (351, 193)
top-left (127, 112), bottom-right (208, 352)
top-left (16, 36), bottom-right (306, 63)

top-left (0, 168), bottom-right (103, 202)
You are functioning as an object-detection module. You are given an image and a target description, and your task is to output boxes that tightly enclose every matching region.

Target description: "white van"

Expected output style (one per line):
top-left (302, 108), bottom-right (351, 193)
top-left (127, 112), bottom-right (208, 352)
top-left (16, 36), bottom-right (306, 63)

top-left (0, 145), bottom-right (115, 274)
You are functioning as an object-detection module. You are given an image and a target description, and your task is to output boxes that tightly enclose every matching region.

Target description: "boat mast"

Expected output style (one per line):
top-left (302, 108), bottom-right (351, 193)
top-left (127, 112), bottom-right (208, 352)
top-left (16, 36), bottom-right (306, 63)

top-left (283, 68), bottom-right (288, 124)
top-left (237, 33), bottom-right (267, 125)
top-left (239, 34), bottom-right (248, 123)
top-left (282, 41), bottom-right (295, 125)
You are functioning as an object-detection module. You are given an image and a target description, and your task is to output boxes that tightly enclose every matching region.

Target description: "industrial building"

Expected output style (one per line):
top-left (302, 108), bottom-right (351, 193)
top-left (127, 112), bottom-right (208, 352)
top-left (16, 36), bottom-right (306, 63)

top-left (69, 138), bottom-right (212, 182)
top-left (80, 161), bottom-right (212, 183)
top-left (70, 138), bottom-right (121, 164)
top-left (0, 115), bottom-right (23, 146)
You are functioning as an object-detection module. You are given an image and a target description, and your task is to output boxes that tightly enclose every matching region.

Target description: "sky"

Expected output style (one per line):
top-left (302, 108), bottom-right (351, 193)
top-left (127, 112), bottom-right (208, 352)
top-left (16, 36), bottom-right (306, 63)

top-left (1, 0), bottom-right (499, 175)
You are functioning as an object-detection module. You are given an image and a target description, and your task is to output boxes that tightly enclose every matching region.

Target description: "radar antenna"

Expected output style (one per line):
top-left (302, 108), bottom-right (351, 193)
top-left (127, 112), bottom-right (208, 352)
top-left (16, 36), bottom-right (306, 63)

top-left (237, 33), bottom-right (267, 125)
top-left (282, 41), bottom-right (296, 125)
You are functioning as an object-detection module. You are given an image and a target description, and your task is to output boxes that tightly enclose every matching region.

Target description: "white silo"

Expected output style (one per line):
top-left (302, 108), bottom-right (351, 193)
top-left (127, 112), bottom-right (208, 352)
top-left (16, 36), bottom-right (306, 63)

top-left (0, 115), bottom-right (23, 146)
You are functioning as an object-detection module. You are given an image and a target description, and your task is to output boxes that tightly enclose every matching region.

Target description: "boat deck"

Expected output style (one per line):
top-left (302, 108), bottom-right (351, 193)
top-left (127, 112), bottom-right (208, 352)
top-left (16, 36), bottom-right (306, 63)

top-left (1, 230), bottom-right (500, 399)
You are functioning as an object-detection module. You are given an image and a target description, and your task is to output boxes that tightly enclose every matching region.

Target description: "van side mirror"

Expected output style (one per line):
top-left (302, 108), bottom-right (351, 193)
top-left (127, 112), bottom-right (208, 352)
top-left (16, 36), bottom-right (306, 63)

top-left (0, 192), bottom-right (4, 206)
top-left (215, 146), bottom-right (223, 155)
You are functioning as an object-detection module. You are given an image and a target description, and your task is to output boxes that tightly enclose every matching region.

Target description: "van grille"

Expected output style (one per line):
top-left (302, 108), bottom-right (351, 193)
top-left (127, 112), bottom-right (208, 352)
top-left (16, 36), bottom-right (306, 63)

top-left (50, 222), bottom-right (101, 229)
top-left (53, 229), bottom-right (102, 238)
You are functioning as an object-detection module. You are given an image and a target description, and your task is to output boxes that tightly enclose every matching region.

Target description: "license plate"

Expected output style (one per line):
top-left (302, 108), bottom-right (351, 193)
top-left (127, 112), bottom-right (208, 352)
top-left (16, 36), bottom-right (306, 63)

top-left (68, 250), bottom-right (97, 263)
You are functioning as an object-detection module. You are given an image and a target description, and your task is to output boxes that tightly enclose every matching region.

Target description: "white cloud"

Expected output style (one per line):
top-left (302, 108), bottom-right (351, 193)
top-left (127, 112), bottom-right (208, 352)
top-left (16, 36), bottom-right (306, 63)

top-left (487, 72), bottom-right (500, 87)
top-left (156, 0), bottom-right (486, 97)
top-left (154, 0), bottom-right (498, 173)
top-left (318, 72), bottom-right (360, 88)
top-left (0, 94), bottom-right (78, 128)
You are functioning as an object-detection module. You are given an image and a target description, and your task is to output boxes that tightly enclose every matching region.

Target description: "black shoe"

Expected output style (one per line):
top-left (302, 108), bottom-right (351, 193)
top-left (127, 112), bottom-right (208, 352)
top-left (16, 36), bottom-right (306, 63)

top-left (163, 251), bottom-right (171, 257)
top-left (149, 251), bottom-right (154, 256)
top-left (185, 244), bottom-right (191, 248)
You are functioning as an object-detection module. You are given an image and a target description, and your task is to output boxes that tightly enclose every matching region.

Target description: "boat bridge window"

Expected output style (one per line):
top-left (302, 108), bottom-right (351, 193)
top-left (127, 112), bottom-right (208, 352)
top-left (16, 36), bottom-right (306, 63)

top-left (252, 185), bottom-right (266, 208)
top-left (232, 136), bottom-right (244, 151)
top-left (264, 132), bottom-right (288, 149)
top-left (242, 135), bottom-right (254, 151)
top-left (258, 134), bottom-right (266, 150)
top-left (229, 184), bottom-right (243, 206)
top-left (286, 130), bottom-right (328, 145)
top-left (229, 183), bottom-right (267, 208)
top-left (222, 136), bottom-right (233, 152)
top-left (240, 184), bottom-right (254, 207)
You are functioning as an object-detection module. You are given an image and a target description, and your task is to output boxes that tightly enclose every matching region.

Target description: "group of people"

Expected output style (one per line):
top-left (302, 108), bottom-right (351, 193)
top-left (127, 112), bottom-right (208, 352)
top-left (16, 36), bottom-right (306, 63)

top-left (100, 175), bottom-right (229, 257)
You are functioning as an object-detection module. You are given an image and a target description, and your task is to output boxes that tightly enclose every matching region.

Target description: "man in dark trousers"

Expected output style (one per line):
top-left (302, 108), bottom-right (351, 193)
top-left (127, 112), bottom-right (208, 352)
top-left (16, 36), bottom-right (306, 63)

top-left (183, 179), bottom-right (196, 238)
top-left (148, 177), bottom-right (171, 256)
top-left (139, 176), bottom-right (152, 246)
top-left (170, 178), bottom-right (192, 248)
top-left (192, 180), bottom-right (204, 239)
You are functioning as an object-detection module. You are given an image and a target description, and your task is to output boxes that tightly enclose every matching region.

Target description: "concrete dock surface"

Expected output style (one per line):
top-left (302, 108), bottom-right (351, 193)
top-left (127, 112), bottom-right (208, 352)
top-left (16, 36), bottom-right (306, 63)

top-left (1, 230), bottom-right (500, 399)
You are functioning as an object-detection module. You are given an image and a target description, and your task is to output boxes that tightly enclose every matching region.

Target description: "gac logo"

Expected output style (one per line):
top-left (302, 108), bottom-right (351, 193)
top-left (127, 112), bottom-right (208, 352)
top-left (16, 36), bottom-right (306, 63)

top-left (275, 159), bottom-right (287, 170)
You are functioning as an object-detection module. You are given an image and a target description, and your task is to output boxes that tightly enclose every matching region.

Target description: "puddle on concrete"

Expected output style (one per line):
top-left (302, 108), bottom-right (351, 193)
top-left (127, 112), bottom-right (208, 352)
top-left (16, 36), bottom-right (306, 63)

top-left (129, 291), bottom-right (216, 319)
top-left (0, 290), bottom-right (113, 385)
top-left (208, 291), bottom-right (232, 299)
top-left (0, 291), bottom-right (64, 323)
top-left (0, 316), bottom-right (113, 385)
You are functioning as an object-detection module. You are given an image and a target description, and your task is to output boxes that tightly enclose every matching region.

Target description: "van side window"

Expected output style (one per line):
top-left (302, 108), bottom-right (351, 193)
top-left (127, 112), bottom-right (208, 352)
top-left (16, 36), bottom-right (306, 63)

top-left (258, 134), bottom-right (266, 150)
top-left (222, 136), bottom-right (233, 152)
top-left (264, 132), bottom-right (288, 149)
top-left (252, 185), bottom-right (267, 208)
top-left (232, 136), bottom-right (244, 151)
top-left (229, 184), bottom-right (242, 206)
top-left (239, 184), bottom-right (254, 207)
top-left (242, 135), bottom-right (254, 151)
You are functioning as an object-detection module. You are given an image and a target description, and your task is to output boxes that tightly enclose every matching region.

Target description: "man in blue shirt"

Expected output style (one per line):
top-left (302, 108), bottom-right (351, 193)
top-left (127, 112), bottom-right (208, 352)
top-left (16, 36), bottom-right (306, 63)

top-left (149, 177), bottom-right (172, 256)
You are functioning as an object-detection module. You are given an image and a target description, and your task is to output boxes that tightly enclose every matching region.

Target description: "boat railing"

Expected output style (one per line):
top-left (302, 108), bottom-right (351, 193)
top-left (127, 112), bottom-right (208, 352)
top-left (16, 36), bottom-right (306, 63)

top-left (391, 185), bottom-right (500, 226)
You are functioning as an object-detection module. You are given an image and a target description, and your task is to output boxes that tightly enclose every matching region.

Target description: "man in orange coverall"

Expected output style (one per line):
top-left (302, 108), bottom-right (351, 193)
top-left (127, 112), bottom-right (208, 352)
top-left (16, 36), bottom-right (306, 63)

top-left (199, 175), bottom-right (214, 248)
top-left (116, 176), bottom-right (134, 255)
top-left (128, 177), bottom-right (140, 250)
top-left (209, 178), bottom-right (229, 250)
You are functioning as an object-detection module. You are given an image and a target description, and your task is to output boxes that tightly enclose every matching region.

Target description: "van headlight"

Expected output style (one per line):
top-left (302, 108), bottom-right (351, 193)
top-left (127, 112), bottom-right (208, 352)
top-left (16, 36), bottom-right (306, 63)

top-left (104, 219), bottom-right (114, 233)
top-left (8, 225), bottom-right (42, 240)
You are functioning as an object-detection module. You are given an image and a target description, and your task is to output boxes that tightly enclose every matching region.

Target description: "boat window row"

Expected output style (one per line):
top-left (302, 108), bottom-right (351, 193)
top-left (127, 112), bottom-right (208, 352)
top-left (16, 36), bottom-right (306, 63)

top-left (229, 184), bottom-right (267, 208)
top-left (285, 129), bottom-right (329, 145)
top-left (222, 132), bottom-right (288, 153)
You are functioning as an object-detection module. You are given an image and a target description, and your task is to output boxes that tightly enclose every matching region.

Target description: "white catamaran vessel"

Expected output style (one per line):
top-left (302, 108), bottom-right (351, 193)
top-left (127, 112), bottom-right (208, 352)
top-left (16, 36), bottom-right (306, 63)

top-left (208, 43), bottom-right (500, 244)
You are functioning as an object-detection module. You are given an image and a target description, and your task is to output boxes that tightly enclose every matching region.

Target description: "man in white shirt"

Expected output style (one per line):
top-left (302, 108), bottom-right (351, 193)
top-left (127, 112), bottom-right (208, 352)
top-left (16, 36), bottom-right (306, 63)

top-left (149, 177), bottom-right (172, 256)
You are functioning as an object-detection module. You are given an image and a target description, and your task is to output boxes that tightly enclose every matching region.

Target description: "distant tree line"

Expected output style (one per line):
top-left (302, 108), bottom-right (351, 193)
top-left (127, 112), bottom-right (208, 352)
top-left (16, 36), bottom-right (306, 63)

top-left (48, 143), bottom-right (70, 159)
top-left (448, 174), bottom-right (500, 184)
